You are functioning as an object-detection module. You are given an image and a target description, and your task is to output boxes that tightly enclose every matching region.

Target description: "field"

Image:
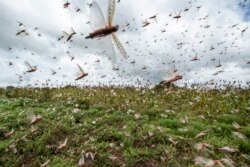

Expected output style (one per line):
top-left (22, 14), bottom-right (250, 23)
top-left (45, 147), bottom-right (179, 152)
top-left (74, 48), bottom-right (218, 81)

top-left (0, 85), bottom-right (250, 167)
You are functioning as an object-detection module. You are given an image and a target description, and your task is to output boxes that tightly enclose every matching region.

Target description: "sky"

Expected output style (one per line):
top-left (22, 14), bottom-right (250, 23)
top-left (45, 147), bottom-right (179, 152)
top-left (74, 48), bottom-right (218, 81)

top-left (0, 0), bottom-right (249, 87)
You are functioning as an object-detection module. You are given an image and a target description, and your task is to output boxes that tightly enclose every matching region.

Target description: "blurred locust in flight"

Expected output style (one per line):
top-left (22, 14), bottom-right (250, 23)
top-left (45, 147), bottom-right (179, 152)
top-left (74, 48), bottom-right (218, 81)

top-left (63, 0), bottom-right (70, 8)
top-left (16, 29), bottom-right (28, 36)
top-left (85, 0), bottom-right (128, 64)
top-left (63, 27), bottom-right (76, 42)
top-left (173, 11), bottom-right (182, 23)
top-left (75, 64), bottom-right (88, 80)
top-left (25, 61), bottom-right (37, 73)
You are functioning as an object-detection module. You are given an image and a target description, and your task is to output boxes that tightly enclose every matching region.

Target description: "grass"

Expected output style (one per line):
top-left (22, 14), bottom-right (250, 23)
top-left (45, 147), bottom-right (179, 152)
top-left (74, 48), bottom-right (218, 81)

top-left (0, 86), bottom-right (249, 166)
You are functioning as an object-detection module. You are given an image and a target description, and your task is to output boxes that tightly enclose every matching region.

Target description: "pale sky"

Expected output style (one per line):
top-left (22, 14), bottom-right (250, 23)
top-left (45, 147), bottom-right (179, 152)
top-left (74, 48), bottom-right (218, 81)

top-left (0, 0), bottom-right (249, 87)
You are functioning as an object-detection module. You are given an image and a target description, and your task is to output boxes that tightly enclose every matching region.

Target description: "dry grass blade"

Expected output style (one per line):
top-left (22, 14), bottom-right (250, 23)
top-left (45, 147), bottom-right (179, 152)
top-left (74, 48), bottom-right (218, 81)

top-left (40, 159), bottom-right (51, 167)
top-left (218, 146), bottom-right (238, 154)
top-left (57, 138), bottom-right (68, 150)
top-left (195, 131), bottom-right (207, 139)
top-left (4, 129), bottom-right (14, 138)
top-left (232, 131), bottom-right (247, 140)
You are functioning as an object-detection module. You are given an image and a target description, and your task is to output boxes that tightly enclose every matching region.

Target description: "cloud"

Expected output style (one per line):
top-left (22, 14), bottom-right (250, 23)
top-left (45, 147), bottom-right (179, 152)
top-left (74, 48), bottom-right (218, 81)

top-left (0, 0), bottom-right (249, 87)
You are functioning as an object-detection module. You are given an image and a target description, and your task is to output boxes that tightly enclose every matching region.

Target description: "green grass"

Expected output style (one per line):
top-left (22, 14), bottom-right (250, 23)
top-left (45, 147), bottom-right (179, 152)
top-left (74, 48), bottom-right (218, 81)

top-left (0, 86), bottom-right (249, 166)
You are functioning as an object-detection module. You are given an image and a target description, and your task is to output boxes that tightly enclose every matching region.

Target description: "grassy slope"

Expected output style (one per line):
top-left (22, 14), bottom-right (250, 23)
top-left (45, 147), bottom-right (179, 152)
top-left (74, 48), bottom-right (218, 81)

top-left (0, 87), bottom-right (250, 167)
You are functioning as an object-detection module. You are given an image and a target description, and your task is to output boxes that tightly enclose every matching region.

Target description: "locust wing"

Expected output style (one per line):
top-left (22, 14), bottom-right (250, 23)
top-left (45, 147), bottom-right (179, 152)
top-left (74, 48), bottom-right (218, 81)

top-left (62, 31), bottom-right (70, 37)
top-left (96, 35), bottom-right (116, 66)
top-left (108, 0), bottom-right (116, 26)
top-left (112, 33), bottom-right (128, 59)
top-left (76, 64), bottom-right (84, 73)
top-left (89, 1), bottom-right (106, 30)
top-left (70, 27), bottom-right (75, 34)
top-left (26, 110), bottom-right (35, 122)
top-left (25, 61), bottom-right (32, 69)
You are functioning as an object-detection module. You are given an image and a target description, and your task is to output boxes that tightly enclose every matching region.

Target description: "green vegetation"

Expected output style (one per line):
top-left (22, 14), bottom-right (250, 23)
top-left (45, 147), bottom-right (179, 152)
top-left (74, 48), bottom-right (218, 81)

top-left (0, 86), bottom-right (249, 166)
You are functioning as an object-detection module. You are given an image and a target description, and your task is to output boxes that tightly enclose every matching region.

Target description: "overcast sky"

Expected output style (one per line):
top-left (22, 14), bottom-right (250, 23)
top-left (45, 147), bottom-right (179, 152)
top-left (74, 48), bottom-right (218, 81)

top-left (0, 0), bottom-right (250, 87)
